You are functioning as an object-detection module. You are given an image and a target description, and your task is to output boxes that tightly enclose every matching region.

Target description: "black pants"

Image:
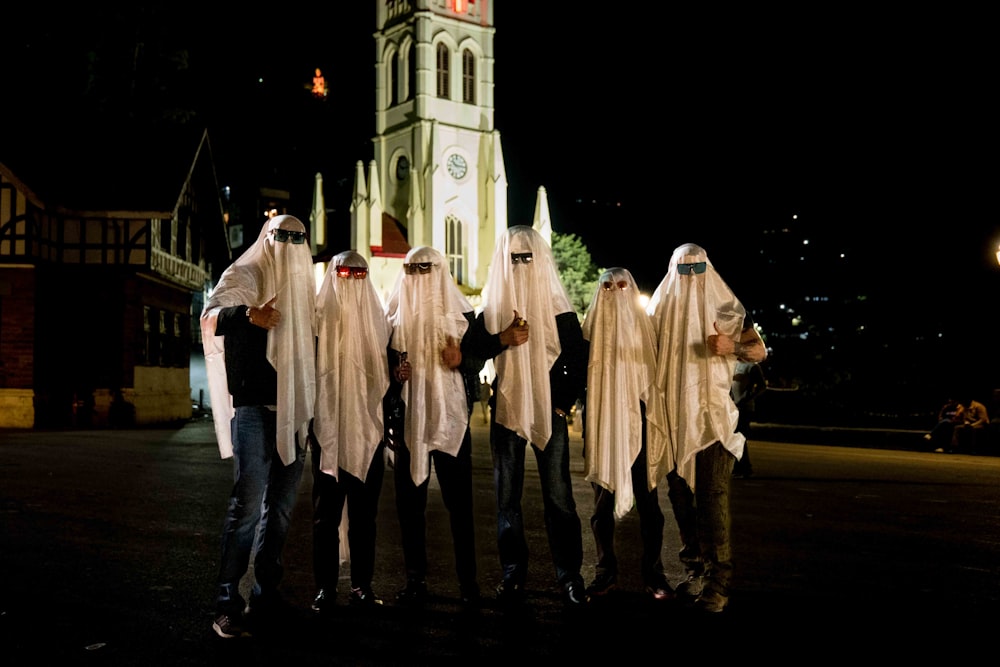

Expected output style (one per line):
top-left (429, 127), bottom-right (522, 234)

top-left (311, 439), bottom-right (385, 592)
top-left (393, 431), bottom-right (477, 589)
top-left (589, 441), bottom-right (666, 587)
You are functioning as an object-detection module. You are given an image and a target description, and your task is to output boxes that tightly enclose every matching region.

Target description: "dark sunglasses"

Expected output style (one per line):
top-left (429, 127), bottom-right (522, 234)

top-left (335, 265), bottom-right (368, 279)
top-left (602, 280), bottom-right (629, 291)
top-left (403, 262), bottom-right (434, 274)
top-left (511, 252), bottom-right (533, 264)
top-left (676, 262), bottom-right (707, 275)
top-left (272, 229), bottom-right (307, 244)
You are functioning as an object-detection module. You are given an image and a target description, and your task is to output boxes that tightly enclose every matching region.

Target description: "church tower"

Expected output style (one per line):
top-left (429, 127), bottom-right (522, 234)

top-left (353, 0), bottom-right (507, 302)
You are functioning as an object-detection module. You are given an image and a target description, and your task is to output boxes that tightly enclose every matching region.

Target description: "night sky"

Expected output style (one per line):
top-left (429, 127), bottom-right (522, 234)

top-left (4, 4), bottom-right (995, 321)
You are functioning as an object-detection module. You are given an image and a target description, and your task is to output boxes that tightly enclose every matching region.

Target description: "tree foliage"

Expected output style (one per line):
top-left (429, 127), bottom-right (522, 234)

top-left (551, 232), bottom-right (600, 319)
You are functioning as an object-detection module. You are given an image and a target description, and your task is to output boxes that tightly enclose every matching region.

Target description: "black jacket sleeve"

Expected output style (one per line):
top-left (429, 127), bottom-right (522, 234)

top-left (549, 312), bottom-right (588, 415)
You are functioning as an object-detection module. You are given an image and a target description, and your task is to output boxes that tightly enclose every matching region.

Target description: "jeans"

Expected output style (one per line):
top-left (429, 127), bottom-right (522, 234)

top-left (394, 431), bottom-right (477, 590)
top-left (491, 413), bottom-right (583, 587)
top-left (590, 440), bottom-right (666, 587)
top-left (216, 406), bottom-right (305, 615)
top-left (311, 439), bottom-right (385, 593)
top-left (667, 441), bottom-right (734, 598)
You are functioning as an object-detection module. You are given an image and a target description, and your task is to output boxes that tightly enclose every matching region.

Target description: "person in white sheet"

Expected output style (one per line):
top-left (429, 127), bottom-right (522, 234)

top-left (476, 225), bottom-right (590, 606)
top-left (647, 243), bottom-right (766, 614)
top-left (581, 267), bottom-right (674, 601)
top-left (310, 250), bottom-right (397, 612)
top-left (200, 214), bottom-right (316, 638)
top-left (384, 246), bottom-right (485, 606)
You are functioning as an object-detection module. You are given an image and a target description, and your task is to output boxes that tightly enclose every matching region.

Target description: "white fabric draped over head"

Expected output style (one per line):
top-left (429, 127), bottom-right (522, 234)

top-left (480, 225), bottom-right (574, 448)
top-left (384, 246), bottom-right (473, 486)
top-left (313, 250), bottom-right (390, 481)
top-left (646, 243), bottom-right (745, 491)
top-left (200, 214), bottom-right (317, 465)
top-left (582, 267), bottom-right (671, 519)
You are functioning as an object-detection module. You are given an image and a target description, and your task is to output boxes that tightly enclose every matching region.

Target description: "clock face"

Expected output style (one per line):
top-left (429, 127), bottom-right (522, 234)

top-left (396, 155), bottom-right (409, 181)
top-left (446, 153), bottom-right (468, 180)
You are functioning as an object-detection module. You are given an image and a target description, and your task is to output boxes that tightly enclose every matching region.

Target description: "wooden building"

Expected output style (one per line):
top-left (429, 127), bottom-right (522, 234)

top-left (0, 127), bottom-right (230, 428)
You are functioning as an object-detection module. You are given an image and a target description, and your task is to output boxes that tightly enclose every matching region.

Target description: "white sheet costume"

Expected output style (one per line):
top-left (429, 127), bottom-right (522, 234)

top-left (313, 250), bottom-right (390, 481)
top-left (582, 267), bottom-right (671, 520)
top-left (384, 246), bottom-right (473, 486)
top-left (200, 214), bottom-right (316, 465)
top-left (646, 243), bottom-right (745, 490)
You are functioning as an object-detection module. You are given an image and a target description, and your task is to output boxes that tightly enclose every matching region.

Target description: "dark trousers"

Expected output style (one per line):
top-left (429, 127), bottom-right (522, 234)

top-left (393, 431), bottom-right (477, 589)
top-left (589, 441), bottom-right (666, 587)
top-left (310, 440), bottom-right (385, 592)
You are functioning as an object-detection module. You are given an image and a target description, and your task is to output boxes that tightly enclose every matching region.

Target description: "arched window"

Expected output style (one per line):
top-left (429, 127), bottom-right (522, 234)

top-left (390, 51), bottom-right (399, 106)
top-left (445, 214), bottom-right (464, 285)
top-left (405, 43), bottom-right (415, 101)
top-left (462, 49), bottom-right (476, 104)
top-left (436, 42), bottom-right (450, 99)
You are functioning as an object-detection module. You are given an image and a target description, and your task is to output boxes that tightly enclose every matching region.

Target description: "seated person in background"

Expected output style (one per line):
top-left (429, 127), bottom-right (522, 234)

top-left (952, 396), bottom-right (989, 454)
top-left (927, 397), bottom-right (963, 453)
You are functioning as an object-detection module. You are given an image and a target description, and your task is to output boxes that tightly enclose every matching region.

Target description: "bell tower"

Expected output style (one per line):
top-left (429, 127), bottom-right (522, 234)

top-left (355, 0), bottom-right (507, 301)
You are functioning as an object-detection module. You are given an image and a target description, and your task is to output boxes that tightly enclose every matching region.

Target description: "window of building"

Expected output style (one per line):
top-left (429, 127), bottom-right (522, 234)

top-left (445, 214), bottom-right (464, 284)
top-left (462, 49), bottom-right (476, 104)
top-left (406, 43), bottom-right (415, 101)
top-left (436, 42), bottom-right (450, 99)
top-left (390, 51), bottom-right (399, 107)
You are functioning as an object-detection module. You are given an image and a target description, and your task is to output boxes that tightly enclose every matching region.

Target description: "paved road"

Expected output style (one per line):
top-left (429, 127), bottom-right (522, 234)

top-left (1, 417), bottom-right (998, 665)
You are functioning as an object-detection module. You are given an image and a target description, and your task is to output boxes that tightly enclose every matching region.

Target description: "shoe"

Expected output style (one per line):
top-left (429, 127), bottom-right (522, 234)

top-left (495, 580), bottom-right (524, 606)
top-left (693, 589), bottom-right (728, 613)
top-left (585, 572), bottom-right (617, 597)
top-left (675, 574), bottom-right (704, 599)
top-left (310, 588), bottom-right (333, 614)
top-left (212, 613), bottom-right (243, 639)
top-left (396, 579), bottom-right (428, 605)
top-left (349, 586), bottom-right (384, 607)
top-left (563, 578), bottom-right (590, 605)
top-left (645, 579), bottom-right (675, 601)
top-left (460, 582), bottom-right (481, 606)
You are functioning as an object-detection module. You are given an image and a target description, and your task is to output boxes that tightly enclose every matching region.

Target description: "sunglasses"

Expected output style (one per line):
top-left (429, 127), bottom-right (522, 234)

top-left (511, 252), bottom-right (533, 264)
top-left (676, 262), bottom-right (707, 275)
top-left (403, 262), bottom-right (434, 274)
top-left (602, 280), bottom-right (629, 291)
top-left (335, 266), bottom-right (368, 279)
top-left (272, 229), bottom-right (307, 244)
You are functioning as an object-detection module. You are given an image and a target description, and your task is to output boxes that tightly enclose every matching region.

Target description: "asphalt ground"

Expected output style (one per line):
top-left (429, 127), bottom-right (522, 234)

top-left (1, 416), bottom-right (998, 665)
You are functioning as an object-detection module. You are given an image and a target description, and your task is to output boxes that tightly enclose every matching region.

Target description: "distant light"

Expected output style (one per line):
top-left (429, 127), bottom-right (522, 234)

top-left (638, 294), bottom-right (649, 309)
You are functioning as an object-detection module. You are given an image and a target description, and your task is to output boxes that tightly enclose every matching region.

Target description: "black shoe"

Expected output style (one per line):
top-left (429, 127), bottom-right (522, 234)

top-left (495, 580), bottom-right (524, 606)
top-left (349, 586), bottom-right (384, 607)
top-left (585, 572), bottom-right (617, 597)
top-left (396, 579), bottom-right (428, 605)
top-left (460, 582), bottom-right (481, 606)
top-left (212, 612), bottom-right (244, 639)
top-left (310, 589), bottom-right (333, 614)
top-left (563, 578), bottom-right (590, 605)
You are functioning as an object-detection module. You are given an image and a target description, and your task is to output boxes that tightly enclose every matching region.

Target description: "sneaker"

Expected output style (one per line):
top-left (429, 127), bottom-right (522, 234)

top-left (495, 580), bottom-right (524, 606)
top-left (349, 586), bottom-right (384, 607)
top-left (585, 572), bottom-right (618, 597)
top-left (459, 582), bottom-right (481, 606)
top-left (563, 578), bottom-right (590, 605)
top-left (693, 589), bottom-right (728, 613)
top-left (396, 579), bottom-right (428, 605)
top-left (212, 613), bottom-right (243, 639)
top-left (675, 574), bottom-right (704, 599)
top-left (645, 578), bottom-right (675, 601)
top-left (310, 588), bottom-right (333, 614)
